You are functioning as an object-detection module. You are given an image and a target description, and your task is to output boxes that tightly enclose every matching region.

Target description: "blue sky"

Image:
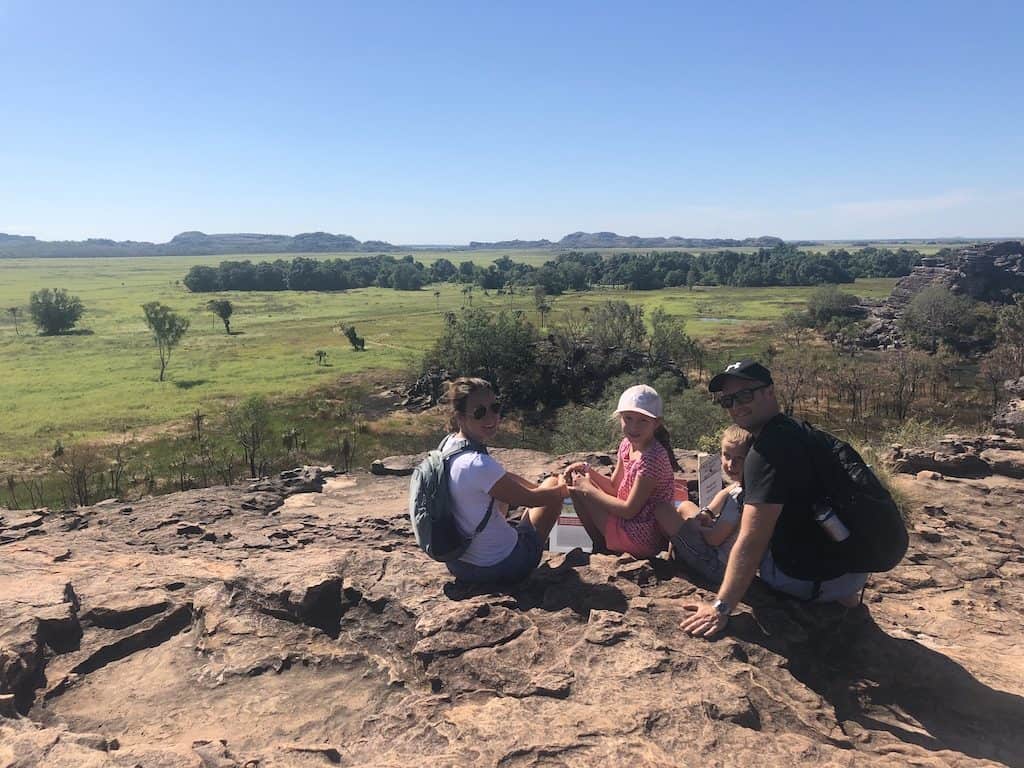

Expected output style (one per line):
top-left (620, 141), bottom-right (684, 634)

top-left (1, 1), bottom-right (1021, 243)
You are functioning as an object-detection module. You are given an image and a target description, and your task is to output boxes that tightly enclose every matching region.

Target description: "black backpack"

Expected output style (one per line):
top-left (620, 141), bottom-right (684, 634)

top-left (408, 434), bottom-right (495, 562)
top-left (797, 421), bottom-right (909, 576)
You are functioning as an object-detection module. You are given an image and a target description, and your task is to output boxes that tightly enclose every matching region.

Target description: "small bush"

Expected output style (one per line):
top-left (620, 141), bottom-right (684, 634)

top-left (881, 416), bottom-right (952, 451)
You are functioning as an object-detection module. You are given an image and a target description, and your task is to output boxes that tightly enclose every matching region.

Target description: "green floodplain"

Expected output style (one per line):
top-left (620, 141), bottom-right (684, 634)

top-left (0, 250), bottom-right (903, 463)
top-left (0, 250), bottom-right (909, 468)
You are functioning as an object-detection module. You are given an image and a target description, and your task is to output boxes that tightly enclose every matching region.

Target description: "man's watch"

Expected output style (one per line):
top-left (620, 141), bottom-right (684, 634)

top-left (711, 598), bottom-right (732, 617)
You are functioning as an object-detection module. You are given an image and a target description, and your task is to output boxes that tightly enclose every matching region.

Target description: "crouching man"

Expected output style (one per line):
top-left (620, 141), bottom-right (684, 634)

top-left (680, 360), bottom-right (873, 639)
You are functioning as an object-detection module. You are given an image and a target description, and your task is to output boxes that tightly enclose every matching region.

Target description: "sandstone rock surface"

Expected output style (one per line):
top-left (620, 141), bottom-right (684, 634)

top-left (2, 446), bottom-right (1022, 767)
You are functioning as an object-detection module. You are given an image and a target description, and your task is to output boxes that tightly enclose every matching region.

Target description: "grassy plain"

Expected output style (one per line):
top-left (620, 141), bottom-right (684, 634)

top-left (0, 252), bottom-right (898, 462)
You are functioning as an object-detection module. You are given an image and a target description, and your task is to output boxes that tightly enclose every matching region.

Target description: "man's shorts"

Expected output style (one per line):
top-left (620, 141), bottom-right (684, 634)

top-left (671, 520), bottom-right (869, 602)
top-left (446, 518), bottom-right (544, 585)
top-left (758, 552), bottom-right (868, 602)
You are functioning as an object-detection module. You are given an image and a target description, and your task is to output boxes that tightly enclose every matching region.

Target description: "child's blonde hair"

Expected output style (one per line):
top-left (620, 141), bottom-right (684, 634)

top-left (721, 425), bottom-right (754, 453)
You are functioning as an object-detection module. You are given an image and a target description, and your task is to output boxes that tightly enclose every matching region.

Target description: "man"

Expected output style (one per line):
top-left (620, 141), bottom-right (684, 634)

top-left (679, 360), bottom-right (867, 639)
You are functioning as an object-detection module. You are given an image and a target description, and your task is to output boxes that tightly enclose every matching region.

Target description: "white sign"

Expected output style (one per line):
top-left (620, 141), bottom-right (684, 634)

top-left (697, 452), bottom-right (722, 509)
top-left (549, 499), bottom-right (593, 553)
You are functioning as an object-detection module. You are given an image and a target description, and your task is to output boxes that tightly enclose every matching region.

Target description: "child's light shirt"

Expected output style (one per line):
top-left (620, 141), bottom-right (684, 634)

top-left (714, 485), bottom-right (744, 564)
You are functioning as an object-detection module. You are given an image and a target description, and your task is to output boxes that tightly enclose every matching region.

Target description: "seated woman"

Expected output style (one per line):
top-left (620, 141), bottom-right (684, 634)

top-left (445, 377), bottom-right (568, 584)
top-left (655, 425), bottom-right (753, 584)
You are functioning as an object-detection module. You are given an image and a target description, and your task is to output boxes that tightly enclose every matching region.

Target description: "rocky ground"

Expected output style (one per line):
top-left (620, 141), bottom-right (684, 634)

top-left (1, 446), bottom-right (1022, 768)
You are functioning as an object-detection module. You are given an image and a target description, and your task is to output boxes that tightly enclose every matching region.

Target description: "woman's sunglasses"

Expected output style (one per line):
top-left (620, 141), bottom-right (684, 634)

top-left (471, 402), bottom-right (503, 420)
top-left (715, 384), bottom-right (768, 409)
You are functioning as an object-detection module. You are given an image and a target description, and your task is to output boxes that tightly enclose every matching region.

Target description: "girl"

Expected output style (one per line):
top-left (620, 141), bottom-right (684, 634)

top-left (565, 384), bottom-right (682, 558)
top-left (445, 377), bottom-right (569, 584)
top-left (655, 424), bottom-right (753, 583)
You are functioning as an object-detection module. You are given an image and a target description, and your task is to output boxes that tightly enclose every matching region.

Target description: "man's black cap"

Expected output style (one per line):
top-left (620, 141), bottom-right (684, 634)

top-left (708, 359), bottom-right (773, 393)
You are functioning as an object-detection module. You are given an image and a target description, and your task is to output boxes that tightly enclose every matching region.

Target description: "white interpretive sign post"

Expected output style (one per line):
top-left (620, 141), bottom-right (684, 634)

top-left (697, 452), bottom-right (723, 509)
top-left (549, 499), bottom-right (593, 553)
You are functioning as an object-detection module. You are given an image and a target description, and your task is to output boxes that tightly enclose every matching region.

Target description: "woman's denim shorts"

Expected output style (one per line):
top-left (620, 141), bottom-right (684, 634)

top-left (446, 518), bottom-right (544, 585)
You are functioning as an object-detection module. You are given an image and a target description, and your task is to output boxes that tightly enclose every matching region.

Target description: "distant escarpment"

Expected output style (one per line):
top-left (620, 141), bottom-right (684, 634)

top-left (860, 240), bottom-right (1024, 348)
top-left (554, 232), bottom-right (785, 249)
top-left (0, 230), bottom-right (789, 258)
top-left (466, 232), bottom-right (785, 250)
top-left (0, 231), bottom-right (397, 258)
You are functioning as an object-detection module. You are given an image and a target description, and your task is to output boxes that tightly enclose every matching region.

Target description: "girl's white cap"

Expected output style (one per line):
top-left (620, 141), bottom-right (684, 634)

top-left (615, 385), bottom-right (662, 419)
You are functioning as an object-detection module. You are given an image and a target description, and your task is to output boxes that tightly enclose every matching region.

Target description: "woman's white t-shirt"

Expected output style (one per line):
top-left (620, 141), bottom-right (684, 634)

top-left (448, 451), bottom-right (516, 566)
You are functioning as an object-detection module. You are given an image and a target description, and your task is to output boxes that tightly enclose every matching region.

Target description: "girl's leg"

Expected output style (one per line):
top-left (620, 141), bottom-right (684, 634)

top-left (571, 493), bottom-right (611, 553)
top-left (654, 500), bottom-right (687, 538)
top-left (525, 476), bottom-right (564, 542)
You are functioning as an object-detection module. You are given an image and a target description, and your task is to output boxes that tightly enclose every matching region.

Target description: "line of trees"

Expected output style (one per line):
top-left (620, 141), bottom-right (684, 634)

top-left (182, 245), bottom-right (921, 295)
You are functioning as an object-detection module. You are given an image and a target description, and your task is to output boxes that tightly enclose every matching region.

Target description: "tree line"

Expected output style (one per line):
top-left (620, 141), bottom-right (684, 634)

top-left (182, 245), bottom-right (921, 295)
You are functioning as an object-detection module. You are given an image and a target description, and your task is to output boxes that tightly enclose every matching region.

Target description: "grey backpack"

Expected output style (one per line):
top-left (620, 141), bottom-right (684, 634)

top-left (408, 434), bottom-right (495, 562)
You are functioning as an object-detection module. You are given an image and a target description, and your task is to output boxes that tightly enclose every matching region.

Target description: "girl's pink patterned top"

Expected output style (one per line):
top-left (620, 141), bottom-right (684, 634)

top-left (615, 437), bottom-right (674, 550)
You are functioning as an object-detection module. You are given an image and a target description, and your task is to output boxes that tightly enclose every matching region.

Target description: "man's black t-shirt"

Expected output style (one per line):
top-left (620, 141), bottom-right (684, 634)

top-left (744, 413), bottom-right (846, 579)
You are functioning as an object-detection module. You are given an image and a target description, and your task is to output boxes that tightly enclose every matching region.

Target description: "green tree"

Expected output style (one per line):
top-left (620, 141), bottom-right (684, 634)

top-left (587, 301), bottom-right (646, 354)
top-left (537, 301), bottom-right (551, 328)
top-left (422, 308), bottom-right (539, 401)
top-left (7, 306), bottom-right (21, 336)
top-left (391, 262), bottom-right (425, 290)
top-left (142, 302), bottom-right (190, 381)
top-left (29, 288), bottom-right (85, 335)
top-left (805, 284), bottom-right (859, 327)
top-left (227, 396), bottom-right (270, 478)
top-left (899, 286), bottom-right (972, 354)
top-left (206, 299), bottom-right (234, 334)
top-left (342, 325), bottom-right (365, 350)
top-left (996, 294), bottom-right (1024, 369)
top-left (648, 308), bottom-right (696, 370)
top-left (979, 344), bottom-right (1022, 413)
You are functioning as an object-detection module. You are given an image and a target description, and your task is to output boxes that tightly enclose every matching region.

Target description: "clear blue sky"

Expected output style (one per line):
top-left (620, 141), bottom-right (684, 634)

top-left (1, 1), bottom-right (1021, 244)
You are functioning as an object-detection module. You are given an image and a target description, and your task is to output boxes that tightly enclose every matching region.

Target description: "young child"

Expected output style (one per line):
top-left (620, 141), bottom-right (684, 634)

top-left (655, 425), bottom-right (753, 583)
top-left (564, 384), bottom-right (682, 558)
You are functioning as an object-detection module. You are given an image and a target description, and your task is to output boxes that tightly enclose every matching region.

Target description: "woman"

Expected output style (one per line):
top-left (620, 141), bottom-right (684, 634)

top-left (445, 377), bottom-right (568, 584)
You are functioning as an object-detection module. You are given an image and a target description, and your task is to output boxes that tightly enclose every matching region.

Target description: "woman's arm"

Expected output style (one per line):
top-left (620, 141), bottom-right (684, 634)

top-left (489, 472), bottom-right (566, 509)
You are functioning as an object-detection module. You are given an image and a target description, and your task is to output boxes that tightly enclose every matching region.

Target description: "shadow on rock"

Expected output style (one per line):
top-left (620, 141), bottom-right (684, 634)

top-left (442, 550), bottom-right (629, 619)
top-left (733, 602), bottom-right (1024, 767)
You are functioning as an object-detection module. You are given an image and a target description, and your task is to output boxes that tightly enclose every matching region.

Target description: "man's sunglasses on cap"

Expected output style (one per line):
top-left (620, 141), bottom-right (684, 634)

top-left (471, 402), bottom-right (503, 420)
top-left (715, 384), bottom-right (769, 409)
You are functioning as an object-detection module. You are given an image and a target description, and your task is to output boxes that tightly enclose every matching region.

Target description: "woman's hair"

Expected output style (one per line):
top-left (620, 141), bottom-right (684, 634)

top-left (446, 376), bottom-right (493, 431)
top-left (654, 424), bottom-right (683, 473)
top-left (721, 425), bottom-right (754, 453)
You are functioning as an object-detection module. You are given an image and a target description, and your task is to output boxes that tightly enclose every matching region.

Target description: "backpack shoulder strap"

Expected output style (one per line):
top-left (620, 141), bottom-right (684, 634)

top-left (439, 433), bottom-right (495, 535)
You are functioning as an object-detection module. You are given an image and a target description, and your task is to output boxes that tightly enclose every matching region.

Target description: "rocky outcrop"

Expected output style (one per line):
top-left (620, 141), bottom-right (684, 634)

top-left (860, 241), bottom-right (1024, 349)
top-left (886, 433), bottom-right (1024, 478)
top-left (2, 447), bottom-right (1023, 767)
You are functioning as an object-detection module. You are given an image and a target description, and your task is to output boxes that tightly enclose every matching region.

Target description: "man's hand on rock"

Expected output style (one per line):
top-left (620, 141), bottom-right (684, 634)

top-left (680, 600), bottom-right (729, 638)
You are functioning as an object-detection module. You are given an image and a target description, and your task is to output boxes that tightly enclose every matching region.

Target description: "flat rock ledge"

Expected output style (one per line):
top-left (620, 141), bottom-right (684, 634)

top-left (2, 446), bottom-right (1023, 767)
